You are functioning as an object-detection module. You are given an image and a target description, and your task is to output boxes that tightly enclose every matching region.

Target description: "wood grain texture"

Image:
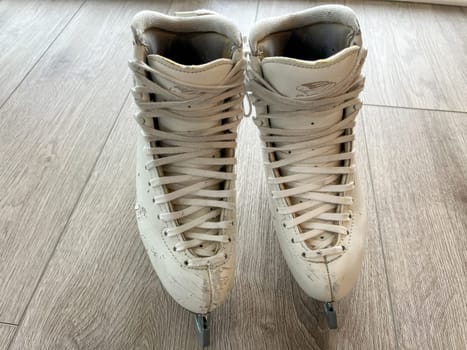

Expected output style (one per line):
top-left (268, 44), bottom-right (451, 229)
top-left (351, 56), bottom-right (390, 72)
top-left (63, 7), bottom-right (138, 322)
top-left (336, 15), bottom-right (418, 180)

top-left (7, 99), bottom-right (213, 350)
top-left (328, 113), bottom-right (398, 350)
top-left (350, 0), bottom-right (467, 111)
top-left (0, 325), bottom-right (16, 350)
top-left (8, 99), bottom-right (169, 350)
top-left (0, 0), bottom-right (171, 323)
top-left (0, 0), bottom-right (84, 106)
top-left (364, 105), bottom-right (467, 349)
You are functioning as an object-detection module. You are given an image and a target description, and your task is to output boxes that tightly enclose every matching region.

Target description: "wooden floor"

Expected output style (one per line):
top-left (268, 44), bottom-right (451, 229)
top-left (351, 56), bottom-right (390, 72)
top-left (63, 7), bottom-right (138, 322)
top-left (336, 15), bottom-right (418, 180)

top-left (0, 0), bottom-right (466, 349)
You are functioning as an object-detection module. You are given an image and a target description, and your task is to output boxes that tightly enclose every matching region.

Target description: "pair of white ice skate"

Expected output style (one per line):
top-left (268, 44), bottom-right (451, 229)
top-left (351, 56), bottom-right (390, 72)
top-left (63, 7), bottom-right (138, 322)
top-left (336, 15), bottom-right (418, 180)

top-left (129, 5), bottom-right (367, 347)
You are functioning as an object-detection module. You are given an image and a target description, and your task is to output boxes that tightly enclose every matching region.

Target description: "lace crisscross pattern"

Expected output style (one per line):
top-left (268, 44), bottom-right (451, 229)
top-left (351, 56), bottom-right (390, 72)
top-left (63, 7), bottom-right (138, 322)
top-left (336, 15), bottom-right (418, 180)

top-left (129, 58), bottom-right (244, 266)
top-left (247, 49), bottom-right (367, 258)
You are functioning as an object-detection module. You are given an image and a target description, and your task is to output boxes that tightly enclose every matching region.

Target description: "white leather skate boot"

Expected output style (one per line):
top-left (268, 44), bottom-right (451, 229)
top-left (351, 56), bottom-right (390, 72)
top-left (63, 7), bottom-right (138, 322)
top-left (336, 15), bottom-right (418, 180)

top-left (247, 5), bottom-right (367, 329)
top-left (129, 10), bottom-right (244, 345)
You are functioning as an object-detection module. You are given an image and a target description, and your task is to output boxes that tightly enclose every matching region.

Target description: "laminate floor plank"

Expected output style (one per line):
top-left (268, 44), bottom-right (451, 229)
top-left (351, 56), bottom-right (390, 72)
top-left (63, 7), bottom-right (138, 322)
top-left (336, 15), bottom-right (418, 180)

top-left (364, 105), bottom-right (467, 350)
top-left (350, 0), bottom-right (467, 112)
top-left (0, 325), bottom-right (16, 350)
top-left (8, 99), bottom-right (167, 350)
top-left (0, 0), bottom-right (85, 106)
top-left (0, 0), bottom-right (171, 324)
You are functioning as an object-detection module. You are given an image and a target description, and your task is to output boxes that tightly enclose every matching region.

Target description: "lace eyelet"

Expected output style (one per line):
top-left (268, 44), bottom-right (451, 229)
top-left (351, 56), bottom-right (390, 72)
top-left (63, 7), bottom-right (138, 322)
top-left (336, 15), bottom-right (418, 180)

top-left (282, 223), bottom-right (287, 228)
top-left (291, 238), bottom-right (295, 243)
top-left (301, 252), bottom-right (306, 258)
top-left (184, 260), bottom-right (189, 266)
top-left (163, 229), bottom-right (168, 237)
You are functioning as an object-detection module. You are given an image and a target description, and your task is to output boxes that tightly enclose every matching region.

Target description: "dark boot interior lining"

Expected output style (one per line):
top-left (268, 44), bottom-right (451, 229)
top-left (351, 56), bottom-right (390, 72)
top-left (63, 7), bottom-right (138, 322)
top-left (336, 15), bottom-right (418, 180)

top-left (257, 23), bottom-right (354, 60)
top-left (142, 28), bottom-right (235, 65)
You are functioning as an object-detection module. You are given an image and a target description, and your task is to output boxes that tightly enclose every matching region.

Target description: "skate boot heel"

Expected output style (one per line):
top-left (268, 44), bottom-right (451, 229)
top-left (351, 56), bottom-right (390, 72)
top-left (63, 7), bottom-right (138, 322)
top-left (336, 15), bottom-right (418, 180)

top-left (324, 302), bottom-right (337, 329)
top-left (194, 313), bottom-right (210, 347)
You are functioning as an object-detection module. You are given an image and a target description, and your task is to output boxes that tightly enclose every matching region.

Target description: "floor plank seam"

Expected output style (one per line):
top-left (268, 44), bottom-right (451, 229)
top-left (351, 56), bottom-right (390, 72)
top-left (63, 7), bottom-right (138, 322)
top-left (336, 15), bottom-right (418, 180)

top-left (364, 103), bottom-right (467, 115)
top-left (0, 0), bottom-right (88, 112)
top-left (5, 91), bottom-right (130, 350)
top-left (361, 116), bottom-right (401, 350)
top-left (0, 322), bottom-right (17, 327)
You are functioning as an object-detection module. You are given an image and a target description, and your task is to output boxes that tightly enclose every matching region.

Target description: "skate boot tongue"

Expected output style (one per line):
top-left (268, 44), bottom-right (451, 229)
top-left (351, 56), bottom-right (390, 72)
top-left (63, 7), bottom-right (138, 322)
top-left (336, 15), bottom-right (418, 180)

top-left (259, 45), bottom-right (361, 130)
top-left (261, 46), bottom-right (360, 98)
top-left (146, 55), bottom-right (235, 248)
top-left (147, 54), bottom-right (233, 89)
top-left (260, 47), bottom-right (361, 212)
top-left (147, 55), bottom-right (234, 132)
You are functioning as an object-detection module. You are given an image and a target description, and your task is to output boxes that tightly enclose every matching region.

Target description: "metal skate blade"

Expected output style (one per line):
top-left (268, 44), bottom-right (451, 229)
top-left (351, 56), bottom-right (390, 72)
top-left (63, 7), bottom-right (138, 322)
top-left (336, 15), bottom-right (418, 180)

top-left (194, 313), bottom-right (210, 347)
top-left (324, 302), bottom-right (338, 329)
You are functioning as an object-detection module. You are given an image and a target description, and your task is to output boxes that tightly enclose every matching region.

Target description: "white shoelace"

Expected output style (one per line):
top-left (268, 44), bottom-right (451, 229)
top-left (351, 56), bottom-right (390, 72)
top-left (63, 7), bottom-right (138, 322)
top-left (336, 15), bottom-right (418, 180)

top-left (247, 49), bottom-right (367, 258)
top-left (129, 58), bottom-right (244, 266)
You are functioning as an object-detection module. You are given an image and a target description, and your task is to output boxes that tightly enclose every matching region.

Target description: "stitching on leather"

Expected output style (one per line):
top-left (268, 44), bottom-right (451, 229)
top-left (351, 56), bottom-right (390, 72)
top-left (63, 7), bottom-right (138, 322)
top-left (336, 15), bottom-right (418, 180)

top-left (207, 268), bottom-right (213, 311)
top-left (324, 257), bottom-right (334, 301)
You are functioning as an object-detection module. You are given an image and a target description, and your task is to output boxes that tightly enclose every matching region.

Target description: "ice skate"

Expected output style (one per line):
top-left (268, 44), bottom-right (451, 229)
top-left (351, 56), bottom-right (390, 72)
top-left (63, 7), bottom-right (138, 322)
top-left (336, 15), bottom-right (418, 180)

top-left (246, 5), bottom-right (367, 329)
top-left (129, 10), bottom-right (244, 346)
